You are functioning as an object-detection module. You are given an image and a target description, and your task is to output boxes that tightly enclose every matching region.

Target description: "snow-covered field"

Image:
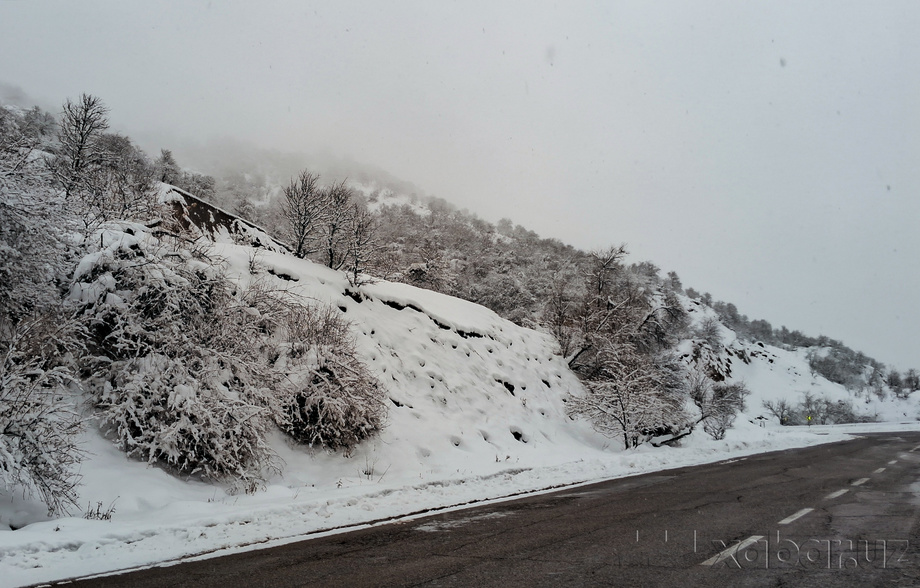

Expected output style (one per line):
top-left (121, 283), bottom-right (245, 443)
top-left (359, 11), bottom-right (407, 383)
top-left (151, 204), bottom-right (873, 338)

top-left (2, 230), bottom-right (918, 587)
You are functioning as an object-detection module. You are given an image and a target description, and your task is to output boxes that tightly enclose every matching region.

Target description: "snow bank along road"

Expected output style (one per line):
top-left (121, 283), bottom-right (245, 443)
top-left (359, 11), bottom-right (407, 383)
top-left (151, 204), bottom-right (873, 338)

top-left (60, 432), bottom-right (920, 587)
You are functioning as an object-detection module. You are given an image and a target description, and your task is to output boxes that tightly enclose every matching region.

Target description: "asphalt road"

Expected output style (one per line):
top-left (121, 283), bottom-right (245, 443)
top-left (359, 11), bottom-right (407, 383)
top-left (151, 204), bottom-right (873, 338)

top-left (59, 432), bottom-right (920, 588)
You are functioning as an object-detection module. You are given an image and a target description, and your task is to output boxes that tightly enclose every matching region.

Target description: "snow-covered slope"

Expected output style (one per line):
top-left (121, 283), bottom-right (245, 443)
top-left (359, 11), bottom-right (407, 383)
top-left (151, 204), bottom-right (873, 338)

top-left (677, 297), bottom-right (918, 424)
top-left (223, 241), bottom-right (609, 481)
top-left (2, 220), bottom-right (919, 586)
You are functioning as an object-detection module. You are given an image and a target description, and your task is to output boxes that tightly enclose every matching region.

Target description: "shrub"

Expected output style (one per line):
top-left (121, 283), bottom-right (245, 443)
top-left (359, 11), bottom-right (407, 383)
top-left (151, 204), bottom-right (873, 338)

top-left (272, 304), bottom-right (385, 455)
top-left (703, 412), bottom-right (735, 440)
top-left (762, 398), bottom-right (797, 425)
top-left (98, 353), bottom-right (274, 489)
top-left (0, 314), bottom-right (84, 515)
top-left (74, 228), bottom-right (278, 488)
top-left (689, 372), bottom-right (748, 439)
top-left (74, 225), bottom-right (387, 483)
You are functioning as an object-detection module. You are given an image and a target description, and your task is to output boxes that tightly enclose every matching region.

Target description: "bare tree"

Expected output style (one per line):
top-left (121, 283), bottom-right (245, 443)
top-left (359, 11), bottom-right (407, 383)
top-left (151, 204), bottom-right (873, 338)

top-left (567, 341), bottom-right (687, 449)
top-left (49, 94), bottom-right (109, 199)
top-left (344, 201), bottom-right (378, 286)
top-left (1, 106), bottom-right (44, 188)
top-left (320, 180), bottom-right (354, 270)
top-left (586, 244), bottom-right (628, 297)
top-left (762, 398), bottom-right (795, 425)
top-left (280, 170), bottom-right (325, 258)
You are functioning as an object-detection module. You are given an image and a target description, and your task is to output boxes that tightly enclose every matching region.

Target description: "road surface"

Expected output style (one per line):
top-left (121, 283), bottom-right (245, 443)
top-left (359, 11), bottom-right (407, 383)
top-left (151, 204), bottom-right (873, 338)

top-left (59, 432), bottom-right (920, 587)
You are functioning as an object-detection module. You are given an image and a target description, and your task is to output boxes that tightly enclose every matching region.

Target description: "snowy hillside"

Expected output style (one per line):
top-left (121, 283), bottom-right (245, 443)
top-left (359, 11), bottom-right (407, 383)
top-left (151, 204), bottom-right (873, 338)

top-left (677, 299), bottom-right (918, 424)
top-left (2, 208), bottom-right (919, 587)
top-left (219, 238), bottom-right (609, 477)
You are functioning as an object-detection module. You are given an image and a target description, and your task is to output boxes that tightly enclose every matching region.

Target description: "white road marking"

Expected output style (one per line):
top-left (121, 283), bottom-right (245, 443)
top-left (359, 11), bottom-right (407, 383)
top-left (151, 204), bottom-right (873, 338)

top-left (700, 535), bottom-right (765, 567)
top-left (852, 478), bottom-right (870, 486)
top-left (889, 460), bottom-right (898, 465)
top-left (874, 468), bottom-right (886, 474)
top-left (824, 489), bottom-right (848, 500)
top-left (778, 508), bottom-right (814, 525)
top-left (910, 445), bottom-right (920, 453)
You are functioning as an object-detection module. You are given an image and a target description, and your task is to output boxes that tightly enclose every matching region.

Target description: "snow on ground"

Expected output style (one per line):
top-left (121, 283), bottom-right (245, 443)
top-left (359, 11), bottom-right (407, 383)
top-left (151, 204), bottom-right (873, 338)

top-left (2, 238), bottom-right (919, 587)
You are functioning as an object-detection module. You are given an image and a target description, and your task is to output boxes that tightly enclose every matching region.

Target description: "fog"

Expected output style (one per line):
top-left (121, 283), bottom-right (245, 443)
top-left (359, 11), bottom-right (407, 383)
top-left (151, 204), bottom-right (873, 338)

top-left (1, 1), bottom-right (918, 369)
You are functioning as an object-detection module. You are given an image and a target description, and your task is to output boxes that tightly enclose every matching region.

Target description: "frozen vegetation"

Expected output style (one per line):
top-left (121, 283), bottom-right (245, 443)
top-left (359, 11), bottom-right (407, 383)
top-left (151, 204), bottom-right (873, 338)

top-left (2, 95), bottom-right (919, 586)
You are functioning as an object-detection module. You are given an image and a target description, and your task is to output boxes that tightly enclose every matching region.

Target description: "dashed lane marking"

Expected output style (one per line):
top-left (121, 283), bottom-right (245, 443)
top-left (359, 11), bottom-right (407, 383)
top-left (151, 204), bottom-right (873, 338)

top-left (700, 535), bottom-right (765, 567)
top-left (852, 478), bottom-right (870, 486)
top-left (874, 468), bottom-right (886, 474)
top-left (778, 508), bottom-right (814, 525)
top-left (824, 489), bottom-right (848, 500)
top-left (889, 460), bottom-right (898, 465)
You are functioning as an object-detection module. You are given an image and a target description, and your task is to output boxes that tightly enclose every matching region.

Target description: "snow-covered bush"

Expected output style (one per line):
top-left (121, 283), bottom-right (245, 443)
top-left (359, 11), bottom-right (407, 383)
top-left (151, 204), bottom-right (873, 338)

top-left (98, 353), bottom-right (272, 489)
top-left (0, 314), bottom-right (84, 515)
top-left (693, 316), bottom-right (723, 353)
top-left (72, 224), bottom-right (387, 482)
top-left (272, 304), bottom-right (385, 455)
top-left (798, 392), bottom-right (867, 425)
top-left (73, 229), bottom-right (278, 489)
top-left (688, 373), bottom-right (748, 440)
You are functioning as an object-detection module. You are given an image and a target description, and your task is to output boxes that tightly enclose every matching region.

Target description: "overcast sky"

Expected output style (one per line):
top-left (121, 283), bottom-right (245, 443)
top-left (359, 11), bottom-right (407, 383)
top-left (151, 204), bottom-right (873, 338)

top-left (2, 1), bottom-right (918, 370)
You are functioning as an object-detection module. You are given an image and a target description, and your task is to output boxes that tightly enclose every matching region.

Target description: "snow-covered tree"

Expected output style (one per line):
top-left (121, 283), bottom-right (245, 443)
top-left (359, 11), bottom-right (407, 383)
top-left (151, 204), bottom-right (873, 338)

top-left (0, 104), bottom-right (86, 515)
top-left (154, 149), bottom-right (180, 184)
top-left (693, 316), bottom-right (723, 353)
top-left (82, 132), bottom-right (155, 223)
top-left (666, 270), bottom-right (683, 293)
top-left (343, 201), bottom-right (378, 286)
top-left (905, 369), bottom-right (920, 393)
top-left (687, 372), bottom-right (748, 439)
top-left (0, 312), bottom-right (84, 515)
top-left (567, 344), bottom-right (687, 449)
